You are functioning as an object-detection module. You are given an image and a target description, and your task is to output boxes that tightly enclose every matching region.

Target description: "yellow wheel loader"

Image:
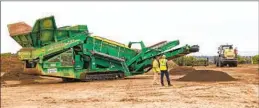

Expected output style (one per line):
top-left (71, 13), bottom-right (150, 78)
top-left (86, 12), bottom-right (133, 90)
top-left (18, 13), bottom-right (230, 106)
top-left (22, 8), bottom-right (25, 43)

top-left (214, 45), bottom-right (238, 67)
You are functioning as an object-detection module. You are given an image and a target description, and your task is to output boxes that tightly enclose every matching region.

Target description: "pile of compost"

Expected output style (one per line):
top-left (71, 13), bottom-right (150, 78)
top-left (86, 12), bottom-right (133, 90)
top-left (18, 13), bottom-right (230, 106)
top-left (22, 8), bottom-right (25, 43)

top-left (176, 70), bottom-right (237, 82)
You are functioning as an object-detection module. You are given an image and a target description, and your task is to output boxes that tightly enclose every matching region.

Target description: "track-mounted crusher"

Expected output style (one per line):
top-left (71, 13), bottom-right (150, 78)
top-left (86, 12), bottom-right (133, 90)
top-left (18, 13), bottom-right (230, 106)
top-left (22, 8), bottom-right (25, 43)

top-left (8, 16), bottom-right (199, 81)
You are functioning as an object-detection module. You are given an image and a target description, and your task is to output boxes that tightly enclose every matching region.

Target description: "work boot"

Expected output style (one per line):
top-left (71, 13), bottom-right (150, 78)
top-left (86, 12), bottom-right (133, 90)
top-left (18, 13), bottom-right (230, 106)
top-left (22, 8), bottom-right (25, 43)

top-left (168, 82), bottom-right (172, 86)
top-left (161, 84), bottom-right (164, 86)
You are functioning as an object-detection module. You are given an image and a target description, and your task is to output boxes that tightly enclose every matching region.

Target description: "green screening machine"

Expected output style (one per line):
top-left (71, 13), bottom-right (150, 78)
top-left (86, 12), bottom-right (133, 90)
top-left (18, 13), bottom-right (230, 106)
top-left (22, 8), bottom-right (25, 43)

top-left (8, 16), bottom-right (199, 81)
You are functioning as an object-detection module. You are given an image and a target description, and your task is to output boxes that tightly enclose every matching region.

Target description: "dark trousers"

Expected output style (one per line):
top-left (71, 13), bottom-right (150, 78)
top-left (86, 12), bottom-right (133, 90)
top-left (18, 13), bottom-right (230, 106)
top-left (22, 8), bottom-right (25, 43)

top-left (160, 70), bottom-right (171, 85)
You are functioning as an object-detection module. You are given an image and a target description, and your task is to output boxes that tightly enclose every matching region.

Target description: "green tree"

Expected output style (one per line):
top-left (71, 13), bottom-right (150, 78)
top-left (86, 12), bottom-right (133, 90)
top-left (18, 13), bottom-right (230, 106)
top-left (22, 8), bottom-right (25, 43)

top-left (173, 56), bottom-right (198, 66)
top-left (237, 55), bottom-right (246, 64)
top-left (252, 55), bottom-right (259, 64)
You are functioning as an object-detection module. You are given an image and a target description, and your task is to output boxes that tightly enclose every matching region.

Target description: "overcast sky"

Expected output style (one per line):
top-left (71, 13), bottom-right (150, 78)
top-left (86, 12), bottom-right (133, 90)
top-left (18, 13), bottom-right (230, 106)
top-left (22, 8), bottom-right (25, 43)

top-left (1, 1), bottom-right (258, 56)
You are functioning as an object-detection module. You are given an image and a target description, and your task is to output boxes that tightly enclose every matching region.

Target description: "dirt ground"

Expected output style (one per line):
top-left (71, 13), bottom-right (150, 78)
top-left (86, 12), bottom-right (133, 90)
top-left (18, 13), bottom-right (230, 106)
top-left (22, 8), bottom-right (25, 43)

top-left (1, 64), bottom-right (258, 108)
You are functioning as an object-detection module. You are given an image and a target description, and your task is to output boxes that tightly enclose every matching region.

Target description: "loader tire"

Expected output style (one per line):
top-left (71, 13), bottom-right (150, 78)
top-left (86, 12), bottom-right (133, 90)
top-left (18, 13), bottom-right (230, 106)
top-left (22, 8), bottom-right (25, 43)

top-left (233, 63), bottom-right (238, 67)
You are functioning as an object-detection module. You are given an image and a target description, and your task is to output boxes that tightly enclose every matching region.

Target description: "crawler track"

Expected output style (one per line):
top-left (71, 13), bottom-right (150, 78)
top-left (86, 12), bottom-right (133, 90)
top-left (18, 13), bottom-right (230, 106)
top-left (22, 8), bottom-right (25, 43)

top-left (82, 72), bottom-right (125, 82)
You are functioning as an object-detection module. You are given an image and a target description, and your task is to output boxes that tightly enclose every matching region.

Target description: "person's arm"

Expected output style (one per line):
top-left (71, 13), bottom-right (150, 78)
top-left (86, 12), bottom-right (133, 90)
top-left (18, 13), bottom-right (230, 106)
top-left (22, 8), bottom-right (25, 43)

top-left (166, 60), bottom-right (169, 69)
top-left (155, 60), bottom-right (160, 72)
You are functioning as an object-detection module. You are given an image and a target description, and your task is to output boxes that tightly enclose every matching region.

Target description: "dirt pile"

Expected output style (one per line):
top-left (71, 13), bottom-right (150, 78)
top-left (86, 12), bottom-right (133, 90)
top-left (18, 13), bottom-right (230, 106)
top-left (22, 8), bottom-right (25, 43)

top-left (1, 71), bottom-right (40, 81)
top-left (176, 70), bottom-right (237, 82)
top-left (169, 66), bottom-right (195, 75)
top-left (1, 55), bottom-right (23, 72)
top-left (1, 55), bottom-right (41, 82)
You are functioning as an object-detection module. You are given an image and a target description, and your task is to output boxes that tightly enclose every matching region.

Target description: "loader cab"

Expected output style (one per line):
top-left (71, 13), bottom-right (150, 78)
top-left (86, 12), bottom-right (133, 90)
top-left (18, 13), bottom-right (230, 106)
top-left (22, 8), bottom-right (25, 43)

top-left (218, 45), bottom-right (233, 54)
top-left (222, 45), bottom-right (233, 50)
top-left (217, 45), bottom-right (236, 59)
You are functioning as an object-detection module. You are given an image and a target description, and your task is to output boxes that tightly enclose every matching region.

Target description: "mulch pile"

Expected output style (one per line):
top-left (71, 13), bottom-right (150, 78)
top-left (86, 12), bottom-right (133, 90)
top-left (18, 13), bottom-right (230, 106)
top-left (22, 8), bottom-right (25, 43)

top-left (176, 70), bottom-right (237, 82)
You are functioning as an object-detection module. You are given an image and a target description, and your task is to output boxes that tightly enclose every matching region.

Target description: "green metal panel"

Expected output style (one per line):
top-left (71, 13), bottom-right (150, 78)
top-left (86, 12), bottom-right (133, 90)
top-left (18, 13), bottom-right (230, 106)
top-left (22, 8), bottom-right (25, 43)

top-left (74, 55), bottom-right (83, 70)
top-left (32, 16), bottom-right (57, 32)
top-left (40, 30), bottom-right (54, 44)
top-left (56, 31), bottom-right (69, 41)
top-left (11, 34), bottom-right (33, 47)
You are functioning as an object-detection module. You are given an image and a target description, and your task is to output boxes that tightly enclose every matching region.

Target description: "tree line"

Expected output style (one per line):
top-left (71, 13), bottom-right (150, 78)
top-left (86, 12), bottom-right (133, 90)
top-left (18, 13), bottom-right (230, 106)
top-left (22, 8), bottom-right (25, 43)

top-left (173, 55), bottom-right (259, 66)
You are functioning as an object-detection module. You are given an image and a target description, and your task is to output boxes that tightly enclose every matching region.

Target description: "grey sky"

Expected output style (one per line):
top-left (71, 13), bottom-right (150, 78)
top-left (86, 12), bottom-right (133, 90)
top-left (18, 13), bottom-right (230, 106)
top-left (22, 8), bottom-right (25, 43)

top-left (1, 1), bottom-right (258, 56)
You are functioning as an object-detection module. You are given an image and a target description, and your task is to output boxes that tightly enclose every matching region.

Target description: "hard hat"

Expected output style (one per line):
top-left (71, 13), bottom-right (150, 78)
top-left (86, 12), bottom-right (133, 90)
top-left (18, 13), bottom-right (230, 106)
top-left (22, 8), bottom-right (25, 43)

top-left (162, 55), bottom-right (166, 58)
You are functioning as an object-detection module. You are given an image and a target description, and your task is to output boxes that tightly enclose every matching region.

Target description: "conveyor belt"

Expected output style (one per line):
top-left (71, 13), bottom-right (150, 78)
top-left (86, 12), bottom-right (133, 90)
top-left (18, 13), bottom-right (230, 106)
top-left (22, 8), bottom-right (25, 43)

top-left (147, 41), bottom-right (167, 49)
top-left (91, 51), bottom-right (125, 62)
top-left (92, 36), bottom-right (129, 49)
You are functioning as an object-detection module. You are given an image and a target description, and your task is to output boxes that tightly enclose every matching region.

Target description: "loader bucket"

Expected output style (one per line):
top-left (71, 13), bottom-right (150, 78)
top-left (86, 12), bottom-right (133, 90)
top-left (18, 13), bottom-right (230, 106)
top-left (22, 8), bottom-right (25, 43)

top-left (7, 22), bottom-right (33, 47)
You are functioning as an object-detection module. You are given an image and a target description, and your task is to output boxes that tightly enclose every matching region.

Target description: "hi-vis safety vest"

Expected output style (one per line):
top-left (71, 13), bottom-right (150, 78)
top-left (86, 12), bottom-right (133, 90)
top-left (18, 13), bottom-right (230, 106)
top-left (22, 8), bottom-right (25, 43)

top-left (159, 59), bottom-right (168, 71)
top-left (152, 60), bottom-right (160, 72)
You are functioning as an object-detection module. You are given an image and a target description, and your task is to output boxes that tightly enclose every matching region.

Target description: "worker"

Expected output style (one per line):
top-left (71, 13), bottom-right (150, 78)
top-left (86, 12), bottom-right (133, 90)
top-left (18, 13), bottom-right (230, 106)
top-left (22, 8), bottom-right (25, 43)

top-left (159, 55), bottom-right (172, 86)
top-left (152, 55), bottom-right (160, 85)
top-left (234, 47), bottom-right (238, 57)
